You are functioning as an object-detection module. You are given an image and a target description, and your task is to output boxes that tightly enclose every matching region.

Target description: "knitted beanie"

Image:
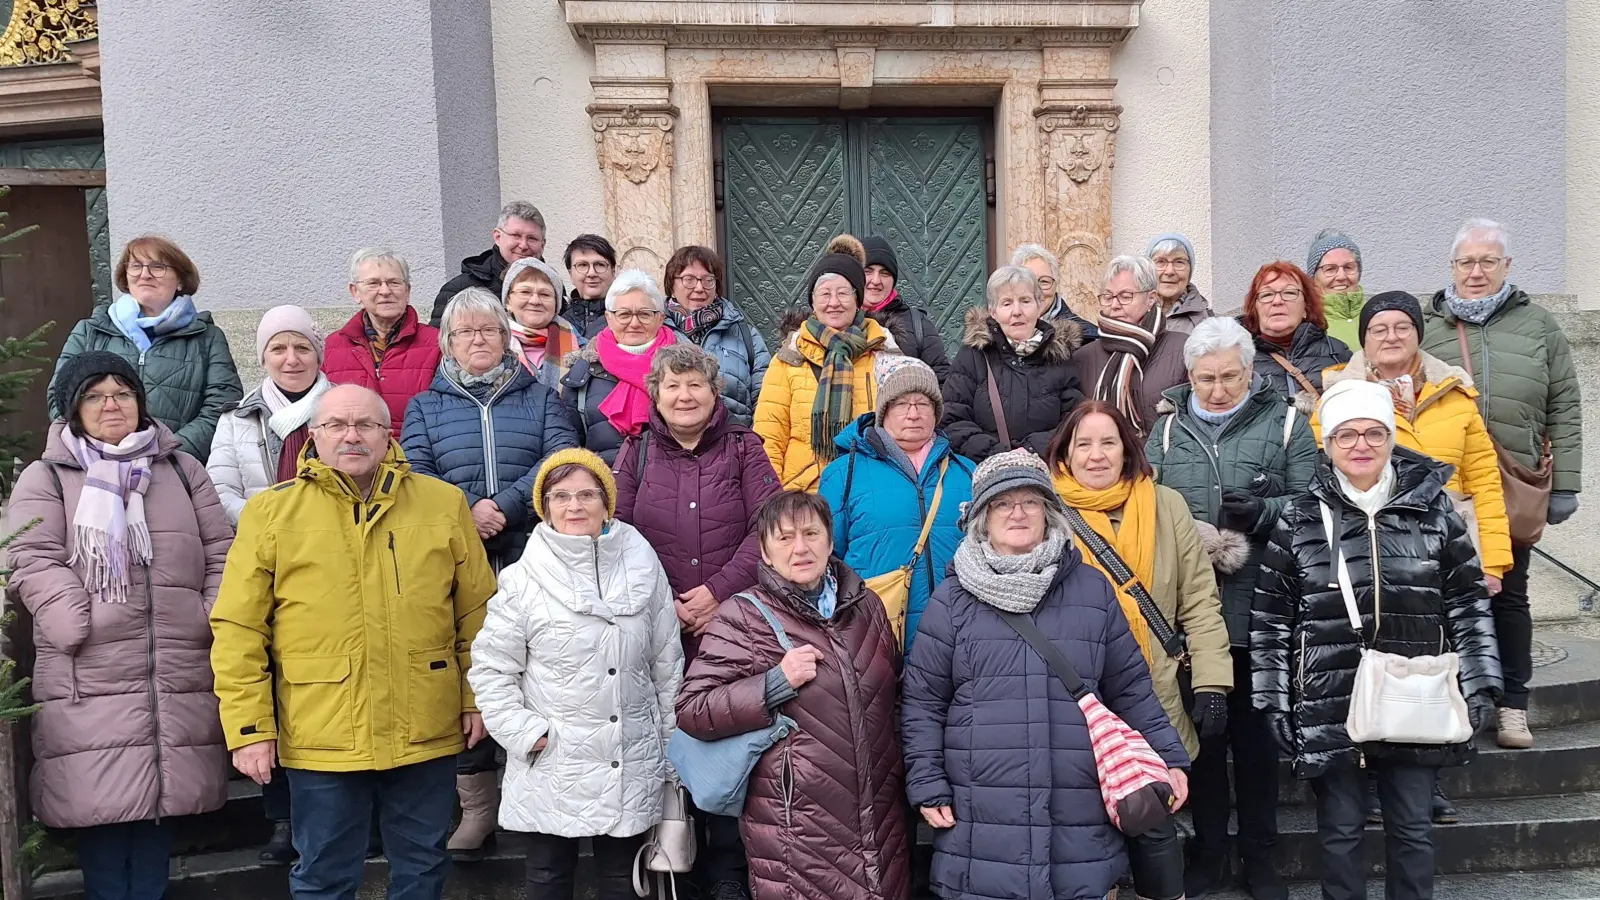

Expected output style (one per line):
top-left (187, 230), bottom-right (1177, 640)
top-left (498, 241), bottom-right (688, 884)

top-left (1145, 231), bottom-right (1196, 264)
top-left (959, 448), bottom-right (1064, 530)
top-left (1318, 379), bottom-right (1396, 444)
top-left (860, 235), bottom-right (900, 281)
top-left (51, 350), bottom-right (147, 424)
top-left (802, 234), bottom-right (867, 307)
top-left (874, 356), bottom-right (942, 423)
top-left (532, 447), bottom-right (618, 520)
top-left (1358, 291), bottom-right (1424, 345)
top-left (256, 304), bottom-right (325, 363)
top-left (1307, 228), bottom-right (1363, 276)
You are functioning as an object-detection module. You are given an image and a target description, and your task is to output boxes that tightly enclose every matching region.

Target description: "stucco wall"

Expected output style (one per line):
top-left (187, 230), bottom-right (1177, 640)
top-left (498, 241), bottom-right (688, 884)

top-left (1568, 0), bottom-right (1597, 303)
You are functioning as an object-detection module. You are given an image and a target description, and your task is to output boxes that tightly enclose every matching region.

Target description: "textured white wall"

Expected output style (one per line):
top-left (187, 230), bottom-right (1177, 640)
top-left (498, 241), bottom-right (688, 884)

top-left (1568, 3), bottom-right (1598, 304)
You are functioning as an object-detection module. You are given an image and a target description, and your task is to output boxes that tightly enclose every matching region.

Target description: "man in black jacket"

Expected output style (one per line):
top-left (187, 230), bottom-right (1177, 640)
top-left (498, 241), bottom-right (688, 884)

top-left (429, 200), bottom-right (546, 326)
top-left (860, 235), bottom-right (950, 381)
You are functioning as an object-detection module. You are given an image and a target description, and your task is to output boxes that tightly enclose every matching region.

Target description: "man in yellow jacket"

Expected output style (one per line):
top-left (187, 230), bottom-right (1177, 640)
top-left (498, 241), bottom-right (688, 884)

top-left (211, 384), bottom-right (496, 900)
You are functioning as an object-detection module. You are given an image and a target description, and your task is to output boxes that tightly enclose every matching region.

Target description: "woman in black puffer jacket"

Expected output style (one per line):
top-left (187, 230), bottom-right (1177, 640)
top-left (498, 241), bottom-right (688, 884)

top-left (1252, 379), bottom-right (1501, 900)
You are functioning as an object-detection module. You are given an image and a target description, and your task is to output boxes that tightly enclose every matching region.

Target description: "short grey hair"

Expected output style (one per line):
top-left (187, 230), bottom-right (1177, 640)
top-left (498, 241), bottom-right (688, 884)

top-left (1452, 217), bottom-right (1510, 258)
top-left (1183, 317), bottom-right (1256, 372)
top-left (605, 269), bottom-right (667, 312)
top-left (438, 286), bottom-right (512, 355)
top-left (645, 343), bottom-right (726, 401)
top-left (348, 247), bottom-right (411, 285)
top-left (497, 200), bottom-right (546, 232)
top-left (985, 265), bottom-right (1041, 309)
top-left (1147, 238), bottom-right (1191, 261)
top-left (1103, 255), bottom-right (1158, 293)
top-left (1009, 243), bottom-right (1060, 281)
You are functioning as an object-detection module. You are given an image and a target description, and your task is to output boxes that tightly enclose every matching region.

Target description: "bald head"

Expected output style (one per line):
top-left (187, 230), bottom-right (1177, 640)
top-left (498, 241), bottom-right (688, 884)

top-left (311, 384), bottom-right (391, 487)
top-left (314, 384), bottom-right (390, 430)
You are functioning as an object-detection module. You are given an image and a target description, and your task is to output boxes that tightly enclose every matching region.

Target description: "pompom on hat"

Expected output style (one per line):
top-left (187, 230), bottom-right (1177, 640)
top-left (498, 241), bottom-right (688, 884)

top-left (802, 234), bottom-right (868, 306)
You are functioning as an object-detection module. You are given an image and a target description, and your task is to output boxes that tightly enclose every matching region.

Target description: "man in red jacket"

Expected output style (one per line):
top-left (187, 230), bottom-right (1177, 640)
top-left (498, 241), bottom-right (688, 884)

top-left (323, 248), bottom-right (442, 436)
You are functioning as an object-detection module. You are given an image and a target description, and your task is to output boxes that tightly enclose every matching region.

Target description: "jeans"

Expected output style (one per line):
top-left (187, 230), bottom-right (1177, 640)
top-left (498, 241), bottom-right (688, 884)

top-left (524, 831), bottom-right (645, 900)
top-left (1189, 648), bottom-right (1281, 861)
top-left (286, 755), bottom-right (457, 900)
top-left (1126, 817), bottom-right (1184, 900)
top-left (456, 736), bottom-right (501, 775)
top-left (1495, 543), bottom-right (1534, 710)
top-left (76, 819), bottom-right (172, 900)
top-left (1311, 762), bottom-right (1437, 900)
top-left (263, 768), bottom-right (292, 821)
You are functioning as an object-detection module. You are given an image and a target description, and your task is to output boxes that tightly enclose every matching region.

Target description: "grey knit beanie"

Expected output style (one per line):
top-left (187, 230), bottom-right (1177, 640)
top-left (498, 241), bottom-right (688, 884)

top-left (959, 448), bottom-right (1064, 530)
top-left (1307, 228), bottom-right (1362, 276)
top-left (874, 356), bottom-right (942, 423)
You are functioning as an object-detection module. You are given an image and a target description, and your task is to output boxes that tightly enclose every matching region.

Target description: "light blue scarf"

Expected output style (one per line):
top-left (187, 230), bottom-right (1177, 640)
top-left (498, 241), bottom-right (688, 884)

top-left (110, 292), bottom-right (198, 353)
top-left (1444, 282), bottom-right (1513, 326)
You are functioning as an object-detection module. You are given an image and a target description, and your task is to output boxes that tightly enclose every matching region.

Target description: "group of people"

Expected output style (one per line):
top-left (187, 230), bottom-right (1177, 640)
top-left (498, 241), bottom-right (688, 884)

top-left (2, 202), bottom-right (1582, 900)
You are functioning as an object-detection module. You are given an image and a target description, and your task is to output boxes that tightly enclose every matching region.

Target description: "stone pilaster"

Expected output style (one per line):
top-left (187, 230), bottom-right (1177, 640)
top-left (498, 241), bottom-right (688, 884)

top-left (1035, 78), bottom-right (1120, 323)
top-left (589, 38), bottom-right (678, 273)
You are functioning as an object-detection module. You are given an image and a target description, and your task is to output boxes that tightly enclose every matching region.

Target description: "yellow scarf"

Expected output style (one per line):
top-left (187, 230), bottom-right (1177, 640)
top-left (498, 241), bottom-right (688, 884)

top-left (1051, 471), bottom-right (1159, 665)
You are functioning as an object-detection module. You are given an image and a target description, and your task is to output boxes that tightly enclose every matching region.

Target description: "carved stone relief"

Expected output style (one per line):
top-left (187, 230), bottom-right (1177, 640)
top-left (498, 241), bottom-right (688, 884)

top-left (1038, 102), bottom-right (1121, 323)
top-left (590, 102), bottom-right (678, 272)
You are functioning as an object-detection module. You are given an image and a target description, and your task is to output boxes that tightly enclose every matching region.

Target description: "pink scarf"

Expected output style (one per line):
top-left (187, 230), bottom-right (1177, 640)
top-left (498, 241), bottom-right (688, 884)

top-left (596, 327), bottom-right (676, 436)
top-left (866, 287), bottom-right (898, 314)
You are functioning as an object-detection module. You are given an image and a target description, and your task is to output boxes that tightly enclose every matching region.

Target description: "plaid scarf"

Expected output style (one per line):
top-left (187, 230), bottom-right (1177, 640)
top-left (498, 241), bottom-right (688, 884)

top-left (59, 426), bottom-right (160, 603)
top-left (804, 313), bottom-right (881, 464)
top-left (666, 296), bottom-right (726, 344)
top-left (362, 312), bottom-right (405, 369)
top-left (1093, 304), bottom-right (1167, 434)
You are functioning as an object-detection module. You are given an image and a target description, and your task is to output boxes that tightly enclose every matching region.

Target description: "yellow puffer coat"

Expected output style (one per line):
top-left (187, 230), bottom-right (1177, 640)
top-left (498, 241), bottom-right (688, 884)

top-left (210, 443), bottom-right (497, 772)
top-left (1314, 351), bottom-right (1512, 578)
top-left (753, 319), bottom-right (900, 491)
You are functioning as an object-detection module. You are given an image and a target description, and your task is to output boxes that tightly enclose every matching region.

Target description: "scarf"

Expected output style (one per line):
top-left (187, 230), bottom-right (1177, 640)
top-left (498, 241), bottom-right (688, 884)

top-left (444, 353), bottom-right (519, 400)
top-left (60, 426), bottom-right (160, 603)
top-left (1187, 386), bottom-right (1253, 443)
top-left (865, 288), bottom-right (898, 314)
top-left (951, 526), bottom-right (1068, 614)
top-left (1444, 281), bottom-right (1513, 325)
top-left (1336, 461), bottom-right (1396, 519)
top-left (109, 293), bottom-right (197, 353)
top-left (509, 319), bottom-right (553, 370)
top-left (804, 313), bottom-right (882, 464)
top-left (596, 327), bottom-right (675, 437)
top-left (1051, 471), bottom-right (1159, 664)
top-left (1324, 286), bottom-right (1366, 323)
top-left (1093, 304), bottom-right (1167, 434)
top-left (1008, 328), bottom-right (1046, 358)
top-left (363, 312), bottom-right (406, 369)
top-left (666, 296), bottom-right (726, 344)
top-left (1365, 356), bottom-right (1423, 421)
top-left (263, 373), bottom-right (330, 440)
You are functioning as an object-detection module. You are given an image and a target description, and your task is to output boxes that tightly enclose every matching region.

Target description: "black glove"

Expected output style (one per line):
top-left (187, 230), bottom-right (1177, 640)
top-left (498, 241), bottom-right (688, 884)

top-left (1264, 711), bottom-right (1295, 754)
top-left (1189, 690), bottom-right (1229, 740)
top-left (1468, 693), bottom-right (1496, 735)
top-left (1218, 489), bottom-right (1265, 533)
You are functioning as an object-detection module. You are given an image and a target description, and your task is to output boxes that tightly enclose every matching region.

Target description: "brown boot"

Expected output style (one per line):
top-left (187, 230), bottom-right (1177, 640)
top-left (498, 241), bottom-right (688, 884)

top-left (447, 772), bottom-right (500, 860)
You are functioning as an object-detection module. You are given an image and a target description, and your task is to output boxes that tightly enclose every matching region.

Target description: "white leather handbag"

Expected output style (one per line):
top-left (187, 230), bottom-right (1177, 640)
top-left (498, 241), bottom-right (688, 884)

top-left (633, 781), bottom-right (697, 899)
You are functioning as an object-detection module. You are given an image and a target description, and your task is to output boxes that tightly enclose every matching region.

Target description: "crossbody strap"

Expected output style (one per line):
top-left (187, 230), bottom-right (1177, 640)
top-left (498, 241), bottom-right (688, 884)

top-left (1318, 501), bottom-right (1371, 642)
top-left (1282, 403), bottom-right (1297, 450)
top-left (1062, 507), bottom-right (1188, 662)
top-left (982, 353), bottom-right (1013, 448)
top-left (1456, 320), bottom-right (1551, 461)
top-left (910, 458), bottom-right (950, 560)
top-left (996, 610), bottom-right (1088, 700)
top-left (1270, 352), bottom-right (1320, 398)
top-left (738, 592), bottom-right (794, 652)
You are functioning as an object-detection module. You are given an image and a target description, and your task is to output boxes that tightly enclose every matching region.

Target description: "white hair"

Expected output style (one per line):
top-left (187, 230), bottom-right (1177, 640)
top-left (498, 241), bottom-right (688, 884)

top-left (1183, 317), bottom-right (1256, 372)
top-left (1103, 255), bottom-right (1159, 293)
top-left (1009, 243), bottom-right (1060, 281)
top-left (1148, 238), bottom-right (1191, 261)
top-left (438, 287), bottom-right (512, 355)
top-left (1452, 218), bottom-right (1510, 258)
top-left (497, 200), bottom-right (545, 231)
top-left (605, 269), bottom-right (667, 312)
top-left (985, 265), bottom-right (1041, 309)
top-left (348, 247), bottom-right (411, 285)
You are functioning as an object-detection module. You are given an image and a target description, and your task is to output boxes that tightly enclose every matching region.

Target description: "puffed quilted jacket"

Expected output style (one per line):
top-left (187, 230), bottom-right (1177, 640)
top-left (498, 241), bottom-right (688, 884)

top-left (901, 538), bottom-right (1188, 900)
top-left (322, 308), bottom-right (442, 437)
top-left (677, 562), bottom-right (909, 900)
top-left (1251, 448), bottom-right (1503, 779)
top-left (1249, 321), bottom-right (1351, 399)
top-left (560, 336), bottom-right (684, 466)
top-left (680, 300), bottom-right (772, 426)
top-left (206, 379), bottom-right (331, 524)
top-left (868, 293), bottom-right (951, 382)
top-left (469, 521), bottom-right (684, 838)
top-left (941, 307), bottom-right (1083, 462)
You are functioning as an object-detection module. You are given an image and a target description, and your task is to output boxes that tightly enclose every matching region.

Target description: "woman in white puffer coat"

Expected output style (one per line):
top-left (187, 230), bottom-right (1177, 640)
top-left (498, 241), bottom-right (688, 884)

top-left (469, 448), bottom-right (684, 900)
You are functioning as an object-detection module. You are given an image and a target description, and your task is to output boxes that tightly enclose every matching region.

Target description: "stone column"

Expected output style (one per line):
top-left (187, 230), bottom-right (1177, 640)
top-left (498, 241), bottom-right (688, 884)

top-left (1035, 45), bottom-right (1120, 322)
top-left (588, 37), bottom-right (678, 273)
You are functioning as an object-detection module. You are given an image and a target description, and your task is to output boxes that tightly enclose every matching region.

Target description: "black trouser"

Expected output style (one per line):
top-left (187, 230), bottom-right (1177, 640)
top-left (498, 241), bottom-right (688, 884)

top-left (692, 804), bottom-right (749, 890)
top-left (1495, 543), bottom-right (1534, 710)
top-left (1311, 762), bottom-right (1437, 900)
top-left (456, 736), bottom-right (501, 774)
top-left (524, 832), bottom-right (644, 900)
top-left (1189, 647), bottom-right (1280, 862)
top-left (263, 768), bottom-right (292, 821)
top-left (1127, 817), bottom-right (1184, 900)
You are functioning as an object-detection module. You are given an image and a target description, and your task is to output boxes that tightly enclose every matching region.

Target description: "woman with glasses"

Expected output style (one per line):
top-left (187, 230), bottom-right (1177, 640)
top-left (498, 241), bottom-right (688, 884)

top-left (1241, 261), bottom-right (1351, 401)
top-left (1307, 229), bottom-right (1366, 349)
top-left (662, 245), bottom-right (771, 426)
top-left (1069, 255), bottom-right (1190, 437)
top-left (1145, 232), bottom-right (1213, 336)
top-left (560, 270), bottom-right (679, 465)
top-left (49, 235), bottom-right (243, 462)
top-left (1011, 242), bottom-right (1098, 339)
top-left (501, 257), bottom-right (584, 389)
top-left (562, 234), bottom-right (619, 341)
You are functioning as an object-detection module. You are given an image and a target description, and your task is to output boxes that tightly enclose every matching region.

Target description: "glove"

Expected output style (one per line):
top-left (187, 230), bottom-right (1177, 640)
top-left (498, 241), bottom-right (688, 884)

top-left (1189, 690), bottom-right (1229, 740)
top-left (1468, 693), bottom-right (1496, 735)
top-left (1263, 711), bottom-right (1295, 754)
top-left (1218, 489), bottom-right (1265, 533)
top-left (1548, 491), bottom-right (1580, 526)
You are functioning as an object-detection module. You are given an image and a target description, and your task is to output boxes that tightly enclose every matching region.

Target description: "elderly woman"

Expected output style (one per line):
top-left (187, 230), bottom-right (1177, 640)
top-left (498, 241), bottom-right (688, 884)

top-left (1070, 255), bottom-right (1189, 437)
top-left (1307, 229), bottom-right (1366, 349)
top-left (662, 245), bottom-right (772, 425)
top-left (560, 269), bottom-right (679, 465)
top-left (469, 449), bottom-right (683, 900)
top-left (754, 234), bottom-right (902, 492)
top-left (1242, 261), bottom-right (1351, 400)
top-left (1145, 232), bottom-right (1213, 335)
top-left (1420, 218), bottom-right (1582, 751)
top-left (49, 235), bottom-right (242, 462)
top-left (1253, 380), bottom-right (1502, 900)
top-left (677, 491), bottom-right (908, 900)
top-left (820, 357), bottom-right (975, 650)
top-left (501, 257), bottom-right (584, 389)
top-left (1011, 242), bottom-right (1098, 339)
top-left (1145, 318), bottom-right (1317, 900)
top-left (901, 449), bottom-right (1189, 900)
top-left (861, 235), bottom-right (951, 380)
top-left (10, 352), bottom-right (233, 900)
top-left (942, 266), bottom-right (1083, 462)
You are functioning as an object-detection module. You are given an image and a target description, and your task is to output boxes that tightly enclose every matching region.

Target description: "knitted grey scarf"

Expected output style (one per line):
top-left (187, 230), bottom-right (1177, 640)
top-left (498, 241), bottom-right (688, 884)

top-left (1444, 282), bottom-right (1513, 326)
top-left (951, 527), bottom-right (1068, 613)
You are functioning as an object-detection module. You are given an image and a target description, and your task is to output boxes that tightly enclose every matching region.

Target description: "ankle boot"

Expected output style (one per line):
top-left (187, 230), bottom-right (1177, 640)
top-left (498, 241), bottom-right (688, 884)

top-left (447, 771), bottom-right (500, 860)
top-left (259, 820), bottom-right (296, 865)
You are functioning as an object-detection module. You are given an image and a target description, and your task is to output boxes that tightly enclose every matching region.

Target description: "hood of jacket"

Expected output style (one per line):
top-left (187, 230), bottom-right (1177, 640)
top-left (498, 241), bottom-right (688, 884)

top-left (41, 418), bottom-right (184, 468)
top-left (754, 558), bottom-right (871, 625)
top-left (332, 304), bottom-right (426, 345)
top-left (1321, 348), bottom-right (1476, 396)
top-left (297, 436), bottom-right (410, 499)
top-left (1168, 285), bottom-right (1211, 321)
top-left (1324, 288), bottom-right (1366, 321)
top-left (774, 315), bottom-right (900, 367)
top-left (523, 520), bottom-right (661, 619)
top-left (1156, 379), bottom-right (1281, 426)
top-left (1253, 319), bottom-right (1342, 359)
top-left (960, 305), bottom-right (1082, 362)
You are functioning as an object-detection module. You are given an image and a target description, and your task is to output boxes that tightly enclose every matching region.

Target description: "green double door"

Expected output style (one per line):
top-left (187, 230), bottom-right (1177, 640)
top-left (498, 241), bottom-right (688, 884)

top-left (722, 117), bottom-right (990, 345)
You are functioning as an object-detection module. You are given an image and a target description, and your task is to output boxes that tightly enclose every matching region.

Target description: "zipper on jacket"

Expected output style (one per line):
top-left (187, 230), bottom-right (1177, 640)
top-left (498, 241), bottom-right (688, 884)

top-left (143, 565), bottom-right (165, 821)
top-left (447, 377), bottom-right (515, 497)
top-left (389, 532), bottom-right (403, 594)
top-left (1174, 418), bottom-right (1227, 521)
top-left (780, 742), bottom-right (794, 828)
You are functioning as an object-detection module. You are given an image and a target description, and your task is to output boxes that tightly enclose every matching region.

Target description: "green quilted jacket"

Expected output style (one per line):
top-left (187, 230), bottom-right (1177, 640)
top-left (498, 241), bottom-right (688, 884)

top-left (1146, 384), bottom-right (1319, 645)
top-left (48, 304), bottom-right (243, 462)
top-left (1421, 288), bottom-right (1583, 494)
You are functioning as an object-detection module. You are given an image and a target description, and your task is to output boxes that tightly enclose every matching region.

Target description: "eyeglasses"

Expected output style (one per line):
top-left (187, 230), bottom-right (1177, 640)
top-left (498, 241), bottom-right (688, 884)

top-left (1316, 262), bottom-right (1360, 277)
top-left (1366, 323), bottom-right (1415, 340)
top-left (675, 275), bottom-right (716, 289)
top-left (1035, 276), bottom-right (1057, 291)
top-left (814, 288), bottom-right (857, 304)
top-left (81, 390), bottom-right (138, 407)
top-left (312, 421), bottom-right (387, 437)
top-left (509, 286), bottom-right (557, 302)
top-left (888, 399), bottom-right (935, 415)
top-left (356, 278), bottom-right (407, 291)
top-left (1452, 257), bottom-right (1504, 273)
top-left (496, 228), bottom-right (542, 244)
top-left (1329, 426), bottom-right (1390, 450)
top-left (1192, 371), bottom-right (1247, 390)
top-left (1151, 257), bottom-right (1191, 272)
top-left (547, 489), bottom-right (604, 507)
top-left (609, 309), bottom-right (660, 324)
top-left (126, 261), bottom-right (170, 277)
top-left (449, 327), bottom-right (503, 342)
top-left (570, 261), bottom-right (612, 274)
top-left (1099, 290), bottom-right (1150, 308)
top-left (1255, 288), bottom-right (1305, 305)
top-left (991, 497), bottom-right (1045, 515)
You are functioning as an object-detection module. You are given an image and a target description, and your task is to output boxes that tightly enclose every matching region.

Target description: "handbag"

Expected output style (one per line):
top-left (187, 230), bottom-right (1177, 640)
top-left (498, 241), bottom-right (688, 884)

top-left (983, 354), bottom-right (1014, 448)
top-left (666, 593), bottom-right (799, 818)
top-left (1445, 489), bottom-right (1483, 560)
top-left (1319, 501), bottom-right (1473, 745)
top-left (632, 781), bottom-right (697, 899)
top-left (997, 610), bottom-right (1175, 835)
top-left (864, 457), bottom-right (950, 649)
top-left (1456, 321), bottom-right (1553, 545)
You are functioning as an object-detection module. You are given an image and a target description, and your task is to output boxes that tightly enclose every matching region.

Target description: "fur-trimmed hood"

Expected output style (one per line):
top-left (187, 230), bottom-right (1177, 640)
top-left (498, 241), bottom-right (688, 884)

top-left (960, 306), bottom-right (1082, 362)
top-left (774, 314), bottom-right (902, 367)
top-left (1292, 349), bottom-right (1473, 417)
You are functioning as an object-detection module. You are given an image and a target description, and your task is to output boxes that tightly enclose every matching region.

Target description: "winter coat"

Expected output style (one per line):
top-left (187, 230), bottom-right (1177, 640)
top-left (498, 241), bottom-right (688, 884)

top-left (941, 308), bottom-right (1084, 462)
top-left (753, 319), bottom-right (901, 492)
top-left (818, 416), bottom-right (975, 649)
top-left (1251, 448), bottom-right (1503, 779)
top-left (468, 521), bottom-right (683, 838)
top-left (1421, 288), bottom-right (1584, 495)
top-left (430, 246), bottom-right (510, 328)
top-left (206, 386), bottom-right (284, 524)
top-left (1324, 290), bottom-right (1366, 351)
top-left (1070, 327), bottom-right (1190, 438)
top-left (901, 538), bottom-right (1188, 900)
top-left (1315, 352), bottom-right (1513, 578)
top-left (1045, 294), bottom-right (1099, 341)
top-left (868, 294), bottom-right (951, 382)
top-left (1163, 285), bottom-right (1213, 336)
top-left (566, 293), bottom-right (610, 343)
top-left (9, 422), bottom-right (233, 828)
top-left (322, 308), bottom-right (442, 437)
top-left (682, 300), bottom-right (772, 426)
top-left (401, 365), bottom-right (579, 570)
top-left (209, 443), bottom-right (497, 772)
top-left (559, 338), bottom-right (675, 467)
top-left (1146, 385), bottom-right (1319, 645)
top-left (1249, 321), bottom-right (1351, 399)
top-left (49, 305), bottom-right (243, 462)
top-left (677, 562), bottom-right (909, 900)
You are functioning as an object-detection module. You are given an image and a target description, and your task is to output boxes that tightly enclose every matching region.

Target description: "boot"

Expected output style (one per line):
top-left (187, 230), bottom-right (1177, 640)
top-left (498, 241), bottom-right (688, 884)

top-left (1497, 707), bottom-right (1533, 749)
top-left (258, 820), bottom-right (296, 865)
top-left (709, 881), bottom-right (751, 900)
top-left (1365, 775), bottom-right (1382, 825)
top-left (1182, 850), bottom-right (1229, 899)
top-left (1240, 854), bottom-right (1288, 900)
top-left (447, 771), bottom-right (500, 860)
top-left (1431, 786), bottom-right (1459, 825)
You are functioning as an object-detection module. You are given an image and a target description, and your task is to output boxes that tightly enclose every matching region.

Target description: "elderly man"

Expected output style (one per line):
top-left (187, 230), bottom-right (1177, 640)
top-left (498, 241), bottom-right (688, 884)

top-left (1071, 254), bottom-right (1189, 437)
top-left (1010, 242), bottom-right (1098, 339)
top-left (211, 384), bottom-right (497, 900)
top-left (429, 200), bottom-right (547, 326)
top-left (324, 248), bottom-right (442, 435)
top-left (1145, 232), bottom-right (1212, 335)
top-left (563, 233), bottom-right (619, 340)
top-left (1421, 217), bottom-right (1583, 752)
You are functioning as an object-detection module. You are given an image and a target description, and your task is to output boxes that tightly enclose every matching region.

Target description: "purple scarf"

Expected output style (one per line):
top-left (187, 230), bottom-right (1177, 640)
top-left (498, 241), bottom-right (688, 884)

top-left (60, 426), bottom-right (160, 603)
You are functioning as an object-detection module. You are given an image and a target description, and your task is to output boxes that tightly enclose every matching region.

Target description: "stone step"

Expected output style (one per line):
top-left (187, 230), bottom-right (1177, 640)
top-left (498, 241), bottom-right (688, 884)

top-left (1206, 867), bottom-right (1600, 900)
top-left (1525, 634), bottom-right (1600, 729)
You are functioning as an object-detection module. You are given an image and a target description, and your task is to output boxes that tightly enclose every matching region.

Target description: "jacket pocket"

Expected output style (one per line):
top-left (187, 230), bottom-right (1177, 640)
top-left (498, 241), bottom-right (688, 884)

top-left (279, 654), bottom-right (356, 751)
top-left (407, 645), bottom-right (462, 744)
